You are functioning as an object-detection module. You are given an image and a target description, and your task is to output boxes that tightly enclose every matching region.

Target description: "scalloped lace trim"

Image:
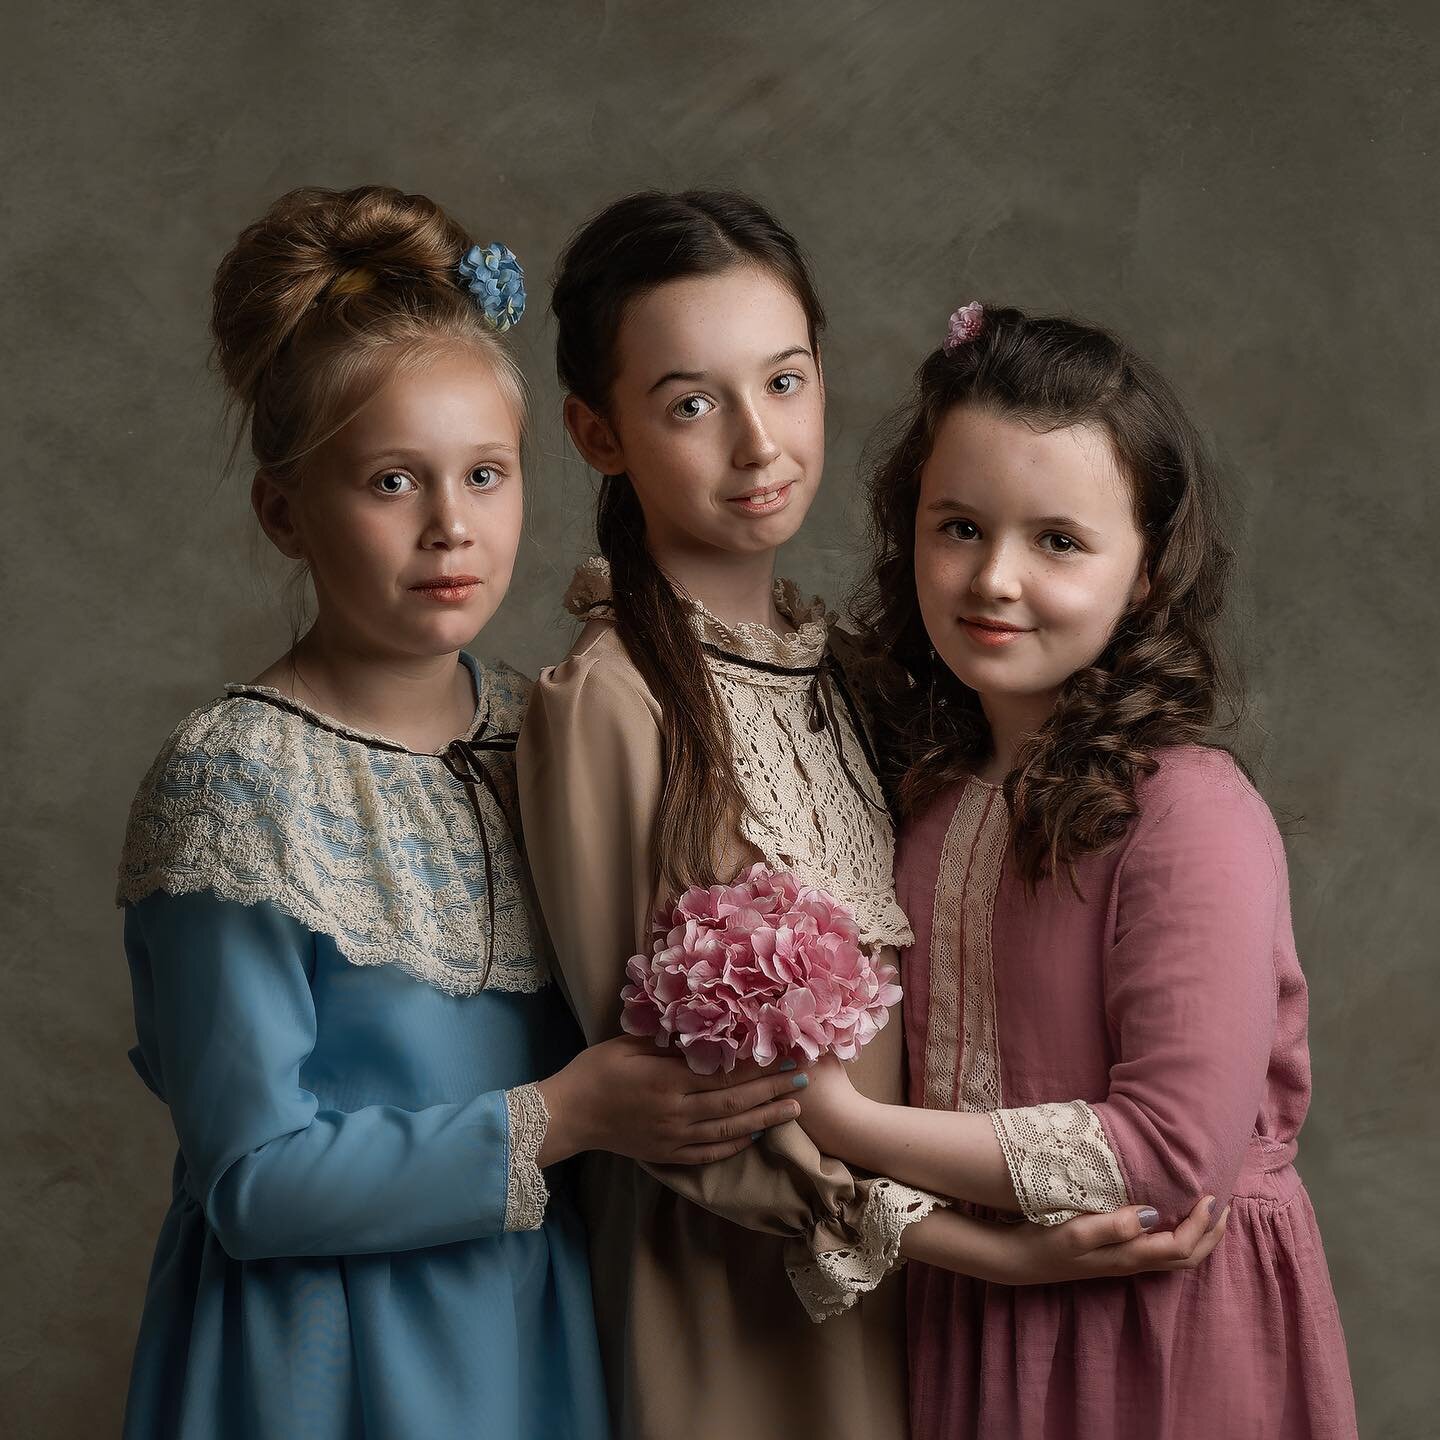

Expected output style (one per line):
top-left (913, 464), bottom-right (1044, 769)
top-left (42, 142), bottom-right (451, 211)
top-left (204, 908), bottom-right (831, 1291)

top-left (503, 1083), bottom-right (551, 1231)
top-left (116, 669), bottom-right (550, 996)
top-left (784, 1178), bottom-right (945, 1323)
top-left (992, 1100), bottom-right (1131, 1226)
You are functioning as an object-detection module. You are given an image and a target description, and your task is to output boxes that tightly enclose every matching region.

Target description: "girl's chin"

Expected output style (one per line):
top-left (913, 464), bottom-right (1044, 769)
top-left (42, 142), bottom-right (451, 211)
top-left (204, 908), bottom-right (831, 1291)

top-left (713, 503), bottom-right (811, 551)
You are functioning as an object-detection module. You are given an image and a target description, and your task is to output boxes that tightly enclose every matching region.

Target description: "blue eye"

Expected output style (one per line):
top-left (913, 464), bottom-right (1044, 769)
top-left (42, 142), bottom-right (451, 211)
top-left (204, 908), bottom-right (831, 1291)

top-left (672, 394), bottom-right (714, 420)
top-left (375, 471), bottom-right (414, 495)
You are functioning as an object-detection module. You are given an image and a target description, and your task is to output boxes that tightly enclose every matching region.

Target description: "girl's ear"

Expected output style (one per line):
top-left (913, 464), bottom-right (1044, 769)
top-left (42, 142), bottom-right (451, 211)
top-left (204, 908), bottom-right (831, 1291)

top-left (251, 470), bottom-right (305, 560)
top-left (564, 394), bottom-right (626, 475)
top-left (1129, 560), bottom-right (1151, 607)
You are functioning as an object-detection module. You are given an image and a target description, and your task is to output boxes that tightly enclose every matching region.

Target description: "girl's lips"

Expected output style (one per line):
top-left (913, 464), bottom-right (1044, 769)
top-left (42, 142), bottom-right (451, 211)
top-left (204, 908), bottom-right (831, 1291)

top-left (410, 576), bottom-right (482, 604)
top-left (959, 617), bottom-right (1032, 648)
top-left (727, 482), bottom-right (794, 516)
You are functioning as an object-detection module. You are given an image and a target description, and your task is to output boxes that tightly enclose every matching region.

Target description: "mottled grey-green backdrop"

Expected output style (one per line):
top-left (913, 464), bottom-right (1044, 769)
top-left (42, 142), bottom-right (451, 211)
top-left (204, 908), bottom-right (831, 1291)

top-left (3, 2), bottom-right (1436, 1435)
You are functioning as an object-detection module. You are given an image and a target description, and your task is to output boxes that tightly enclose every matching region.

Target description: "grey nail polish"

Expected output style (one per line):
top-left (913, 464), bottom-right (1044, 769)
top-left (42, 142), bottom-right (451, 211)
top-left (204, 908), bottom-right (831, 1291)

top-left (779, 1059), bottom-right (798, 1072)
top-left (792, 1073), bottom-right (809, 1089)
top-left (1138, 1207), bottom-right (1160, 1231)
top-left (750, 1131), bottom-right (763, 1141)
top-left (1208, 1198), bottom-right (1219, 1222)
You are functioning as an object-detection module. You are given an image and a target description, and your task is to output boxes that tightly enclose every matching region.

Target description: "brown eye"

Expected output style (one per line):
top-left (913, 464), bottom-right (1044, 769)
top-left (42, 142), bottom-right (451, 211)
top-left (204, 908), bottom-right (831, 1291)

top-left (1041, 532), bottom-right (1079, 554)
top-left (942, 518), bottom-right (980, 541)
top-left (672, 394), bottom-right (714, 420)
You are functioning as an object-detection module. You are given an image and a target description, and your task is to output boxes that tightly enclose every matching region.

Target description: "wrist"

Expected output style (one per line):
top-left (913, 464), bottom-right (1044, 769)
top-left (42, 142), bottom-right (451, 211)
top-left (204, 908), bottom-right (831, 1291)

top-left (535, 1058), bottom-right (594, 1165)
top-left (843, 1091), bottom-right (892, 1172)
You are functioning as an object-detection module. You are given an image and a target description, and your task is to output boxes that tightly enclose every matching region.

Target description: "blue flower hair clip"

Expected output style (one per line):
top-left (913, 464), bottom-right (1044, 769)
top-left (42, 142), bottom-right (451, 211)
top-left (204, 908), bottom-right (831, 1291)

top-left (458, 243), bottom-right (526, 332)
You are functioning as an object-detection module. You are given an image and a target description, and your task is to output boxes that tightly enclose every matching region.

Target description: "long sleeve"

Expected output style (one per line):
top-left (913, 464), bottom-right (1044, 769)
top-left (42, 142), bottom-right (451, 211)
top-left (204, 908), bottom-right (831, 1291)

top-left (993, 759), bottom-right (1282, 1228)
top-left (125, 890), bottom-right (548, 1260)
top-left (517, 636), bottom-right (940, 1316)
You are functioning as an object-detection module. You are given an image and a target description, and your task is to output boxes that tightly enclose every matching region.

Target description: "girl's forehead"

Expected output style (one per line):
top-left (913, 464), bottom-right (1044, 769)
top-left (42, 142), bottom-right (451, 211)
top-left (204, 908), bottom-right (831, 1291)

top-left (615, 265), bottom-right (812, 381)
top-left (924, 408), bottom-right (1133, 517)
top-left (333, 350), bottom-right (522, 455)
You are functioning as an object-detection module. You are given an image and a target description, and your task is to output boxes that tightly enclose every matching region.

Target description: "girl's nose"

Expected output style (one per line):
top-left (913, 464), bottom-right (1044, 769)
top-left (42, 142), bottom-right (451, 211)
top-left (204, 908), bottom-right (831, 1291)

top-left (970, 543), bottom-right (1023, 602)
top-left (734, 401), bottom-right (782, 469)
top-left (421, 486), bottom-right (473, 549)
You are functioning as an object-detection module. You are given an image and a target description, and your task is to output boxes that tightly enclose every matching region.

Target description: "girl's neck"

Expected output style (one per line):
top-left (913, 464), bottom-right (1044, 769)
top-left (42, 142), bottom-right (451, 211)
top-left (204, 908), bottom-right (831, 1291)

top-left (976, 690), bottom-right (1059, 784)
top-left (259, 620), bottom-right (475, 753)
top-left (649, 540), bottom-right (788, 632)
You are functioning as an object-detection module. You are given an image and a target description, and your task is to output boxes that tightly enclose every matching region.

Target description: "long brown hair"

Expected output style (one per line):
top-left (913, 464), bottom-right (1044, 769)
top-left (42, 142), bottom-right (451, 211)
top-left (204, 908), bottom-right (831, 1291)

top-left (551, 190), bottom-right (826, 896)
top-left (854, 305), bottom-right (1242, 885)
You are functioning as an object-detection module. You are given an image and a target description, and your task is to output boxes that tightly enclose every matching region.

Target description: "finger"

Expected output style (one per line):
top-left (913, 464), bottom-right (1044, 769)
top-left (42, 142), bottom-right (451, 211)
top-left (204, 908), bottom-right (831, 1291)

top-left (668, 1135), bottom-right (757, 1165)
top-left (690, 1098), bottom-right (802, 1145)
top-left (685, 1069), bottom-right (808, 1122)
top-left (1165, 1195), bottom-right (1216, 1262)
top-left (1100, 1197), bottom-right (1222, 1275)
top-left (1169, 1205), bottom-right (1228, 1270)
top-left (1050, 1207), bottom-right (1146, 1257)
top-left (687, 1057), bottom-right (799, 1091)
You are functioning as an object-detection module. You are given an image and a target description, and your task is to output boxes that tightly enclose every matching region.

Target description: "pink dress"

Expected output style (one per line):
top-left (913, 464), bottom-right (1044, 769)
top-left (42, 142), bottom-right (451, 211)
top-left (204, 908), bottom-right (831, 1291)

top-left (899, 746), bottom-right (1356, 1440)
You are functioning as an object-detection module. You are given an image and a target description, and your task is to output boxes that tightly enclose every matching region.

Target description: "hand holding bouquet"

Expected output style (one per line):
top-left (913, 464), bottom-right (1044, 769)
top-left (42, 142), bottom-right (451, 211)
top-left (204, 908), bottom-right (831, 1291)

top-left (620, 863), bottom-right (901, 1076)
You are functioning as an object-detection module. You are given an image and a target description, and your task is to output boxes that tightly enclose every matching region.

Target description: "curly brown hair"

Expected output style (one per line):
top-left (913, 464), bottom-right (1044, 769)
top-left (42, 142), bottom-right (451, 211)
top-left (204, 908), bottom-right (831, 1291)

top-left (853, 305), bottom-right (1243, 886)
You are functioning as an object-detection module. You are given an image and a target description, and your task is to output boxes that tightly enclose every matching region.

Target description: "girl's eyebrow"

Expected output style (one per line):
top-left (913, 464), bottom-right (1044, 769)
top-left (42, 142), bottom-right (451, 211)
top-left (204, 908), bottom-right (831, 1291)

top-left (645, 345), bottom-right (813, 395)
top-left (925, 498), bottom-right (1098, 535)
top-left (350, 443), bottom-right (520, 466)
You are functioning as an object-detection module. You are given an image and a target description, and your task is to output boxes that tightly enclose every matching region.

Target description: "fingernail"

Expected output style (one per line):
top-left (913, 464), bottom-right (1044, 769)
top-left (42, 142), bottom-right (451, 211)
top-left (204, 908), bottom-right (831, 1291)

top-left (750, 1131), bottom-right (763, 1141)
top-left (1208, 1198), bottom-right (1218, 1222)
top-left (792, 1073), bottom-right (809, 1089)
top-left (1138, 1207), bottom-right (1160, 1231)
top-left (779, 1059), bottom-right (798, 1072)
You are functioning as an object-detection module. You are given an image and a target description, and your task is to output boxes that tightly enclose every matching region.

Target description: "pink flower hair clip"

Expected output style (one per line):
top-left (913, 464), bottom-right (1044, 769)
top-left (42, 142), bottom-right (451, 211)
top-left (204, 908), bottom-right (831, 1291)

top-left (944, 301), bottom-right (985, 354)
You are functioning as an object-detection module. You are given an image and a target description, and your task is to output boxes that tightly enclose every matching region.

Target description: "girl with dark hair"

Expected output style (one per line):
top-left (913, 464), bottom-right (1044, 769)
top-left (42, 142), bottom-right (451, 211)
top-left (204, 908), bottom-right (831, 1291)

top-left (115, 185), bottom-right (809, 1439)
top-left (518, 200), bottom-right (1219, 1440)
top-left (795, 303), bottom-right (1357, 1439)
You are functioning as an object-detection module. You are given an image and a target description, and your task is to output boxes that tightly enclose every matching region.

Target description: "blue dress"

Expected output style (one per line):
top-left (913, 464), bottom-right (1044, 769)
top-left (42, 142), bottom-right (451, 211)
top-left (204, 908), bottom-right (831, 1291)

top-left (116, 654), bottom-right (609, 1440)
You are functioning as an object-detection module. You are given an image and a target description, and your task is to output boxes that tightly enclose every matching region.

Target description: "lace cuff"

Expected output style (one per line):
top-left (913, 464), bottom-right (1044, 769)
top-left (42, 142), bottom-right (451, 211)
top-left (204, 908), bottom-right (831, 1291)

top-left (503, 1083), bottom-right (551, 1231)
top-left (992, 1100), bottom-right (1130, 1226)
top-left (784, 1178), bottom-right (946, 1323)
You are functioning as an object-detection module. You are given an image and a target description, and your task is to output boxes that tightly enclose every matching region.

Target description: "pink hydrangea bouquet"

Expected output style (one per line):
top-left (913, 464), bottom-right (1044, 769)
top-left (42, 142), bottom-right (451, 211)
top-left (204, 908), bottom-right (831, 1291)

top-left (620, 863), bottom-right (902, 1076)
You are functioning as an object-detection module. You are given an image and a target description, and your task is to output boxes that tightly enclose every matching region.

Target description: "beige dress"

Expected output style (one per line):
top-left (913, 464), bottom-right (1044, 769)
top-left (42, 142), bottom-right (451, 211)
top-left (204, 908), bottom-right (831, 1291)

top-left (516, 558), bottom-right (940, 1440)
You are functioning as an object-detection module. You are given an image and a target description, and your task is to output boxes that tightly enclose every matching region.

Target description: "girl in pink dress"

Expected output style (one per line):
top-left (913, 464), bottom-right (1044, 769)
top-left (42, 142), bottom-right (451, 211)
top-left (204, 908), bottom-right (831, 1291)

top-left (794, 303), bottom-right (1357, 1439)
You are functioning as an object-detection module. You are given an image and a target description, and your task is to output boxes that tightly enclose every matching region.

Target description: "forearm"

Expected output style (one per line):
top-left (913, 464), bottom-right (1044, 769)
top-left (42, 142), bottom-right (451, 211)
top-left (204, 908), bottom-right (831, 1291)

top-left (203, 1091), bottom-right (515, 1259)
top-left (898, 1206), bottom-right (1018, 1282)
top-left (826, 1095), bottom-right (1019, 1211)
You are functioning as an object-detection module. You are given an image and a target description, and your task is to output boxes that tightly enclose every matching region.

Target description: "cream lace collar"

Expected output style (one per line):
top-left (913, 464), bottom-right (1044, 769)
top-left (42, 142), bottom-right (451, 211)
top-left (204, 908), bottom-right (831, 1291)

top-left (117, 654), bottom-right (550, 995)
top-left (563, 555), bottom-right (833, 669)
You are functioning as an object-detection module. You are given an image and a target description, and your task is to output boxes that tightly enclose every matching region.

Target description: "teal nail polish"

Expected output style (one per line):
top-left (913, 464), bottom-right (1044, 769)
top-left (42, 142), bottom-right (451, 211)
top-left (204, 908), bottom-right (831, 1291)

top-left (779, 1059), bottom-right (798, 1072)
top-left (792, 1073), bottom-right (809, 1089)
top-left (1138, 1207), bottom-right (1160, 1231)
